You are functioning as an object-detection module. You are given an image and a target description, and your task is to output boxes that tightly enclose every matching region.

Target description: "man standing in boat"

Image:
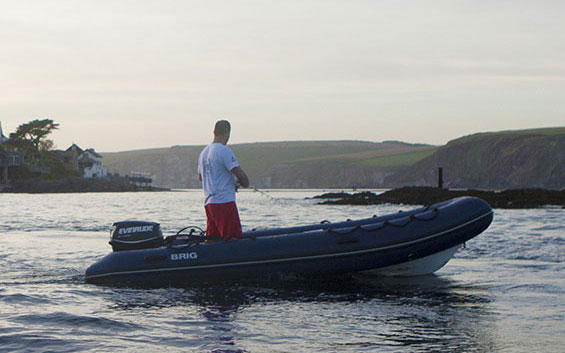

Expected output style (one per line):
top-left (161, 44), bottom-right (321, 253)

top-left (198, 120), bottom-right (249, 240)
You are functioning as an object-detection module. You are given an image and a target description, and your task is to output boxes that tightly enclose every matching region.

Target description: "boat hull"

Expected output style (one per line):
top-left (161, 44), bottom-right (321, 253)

top-left (85, 196), bottom-right (493, 285)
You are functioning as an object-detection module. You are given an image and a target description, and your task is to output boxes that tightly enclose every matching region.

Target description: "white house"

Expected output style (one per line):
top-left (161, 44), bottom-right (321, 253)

top-left (78, 148), bottom-right (108, 178)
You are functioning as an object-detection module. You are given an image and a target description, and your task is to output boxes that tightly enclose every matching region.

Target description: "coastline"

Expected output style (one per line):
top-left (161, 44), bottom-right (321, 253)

top-left (1, 176), bottom-right (170, 193)
top-left (312, 187), bottom-right (565, 209)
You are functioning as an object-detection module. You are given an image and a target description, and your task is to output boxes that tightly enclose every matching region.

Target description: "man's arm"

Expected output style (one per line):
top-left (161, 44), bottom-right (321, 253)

top-left (231, 167), bottom-right (249, 188)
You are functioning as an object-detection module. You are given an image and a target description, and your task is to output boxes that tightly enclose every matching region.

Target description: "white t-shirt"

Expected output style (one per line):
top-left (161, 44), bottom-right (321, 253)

top-left (198, 143), bottom-right (240, 205)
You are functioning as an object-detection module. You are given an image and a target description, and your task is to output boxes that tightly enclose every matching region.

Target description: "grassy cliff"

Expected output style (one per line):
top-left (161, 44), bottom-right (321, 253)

top-left (385, 127), bottom-right (565, 189)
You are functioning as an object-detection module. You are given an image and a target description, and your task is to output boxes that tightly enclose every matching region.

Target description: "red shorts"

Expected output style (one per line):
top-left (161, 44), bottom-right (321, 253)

top-left (204, 201), bottom-right (243, 240)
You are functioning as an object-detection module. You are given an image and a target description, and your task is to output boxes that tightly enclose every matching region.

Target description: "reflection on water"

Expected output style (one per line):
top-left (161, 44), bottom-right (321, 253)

top-left (202, 305), bottom-right (244, 353)
top-left (97, 274), bottom-right (497, 352)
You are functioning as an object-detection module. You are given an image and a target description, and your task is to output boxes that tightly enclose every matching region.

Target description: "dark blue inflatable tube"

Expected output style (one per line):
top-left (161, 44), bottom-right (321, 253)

top-left (85, 197), bottom-right (493, 285)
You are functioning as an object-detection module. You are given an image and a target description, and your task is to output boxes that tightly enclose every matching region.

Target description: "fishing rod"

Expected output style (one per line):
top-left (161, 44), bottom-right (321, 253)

top-left (251, 185), bottom-right (275, 200)
top-left (236, 183), bottom-right (275, 200)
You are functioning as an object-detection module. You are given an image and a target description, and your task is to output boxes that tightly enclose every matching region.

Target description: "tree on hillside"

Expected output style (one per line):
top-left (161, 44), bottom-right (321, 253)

top-left (9, 119), bottom-right (59, 152)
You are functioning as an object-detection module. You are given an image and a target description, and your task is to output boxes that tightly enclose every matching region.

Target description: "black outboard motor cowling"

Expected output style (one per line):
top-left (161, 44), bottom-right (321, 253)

top-left (109, 221), bottom-right (163, 251)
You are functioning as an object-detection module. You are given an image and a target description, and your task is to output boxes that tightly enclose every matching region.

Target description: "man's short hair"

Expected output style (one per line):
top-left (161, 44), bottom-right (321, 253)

top-left (214, 120), bottom-right (231, 136)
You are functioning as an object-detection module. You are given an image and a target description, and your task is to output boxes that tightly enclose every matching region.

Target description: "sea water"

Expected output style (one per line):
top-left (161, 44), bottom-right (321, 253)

top-left (0, 190), bottom-right (563, 353)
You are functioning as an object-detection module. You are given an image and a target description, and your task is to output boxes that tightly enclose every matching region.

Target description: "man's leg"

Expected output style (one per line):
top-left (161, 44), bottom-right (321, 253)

top-left (204, 205), bottom-right (220, 238)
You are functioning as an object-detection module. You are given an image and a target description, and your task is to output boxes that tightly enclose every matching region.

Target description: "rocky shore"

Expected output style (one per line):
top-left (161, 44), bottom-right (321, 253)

top-left (2, 176), bottom-right (169, 193)
top-left (312, 187), bottom-right (565, 209)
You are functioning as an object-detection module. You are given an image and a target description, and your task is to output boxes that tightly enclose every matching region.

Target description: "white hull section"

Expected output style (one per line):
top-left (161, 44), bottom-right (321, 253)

top-left (369, 245), bottom-right (462, 277)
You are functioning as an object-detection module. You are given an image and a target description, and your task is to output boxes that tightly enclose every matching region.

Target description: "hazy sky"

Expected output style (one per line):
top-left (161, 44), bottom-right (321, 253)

top-left (1, 0), bottom-right (564, 152)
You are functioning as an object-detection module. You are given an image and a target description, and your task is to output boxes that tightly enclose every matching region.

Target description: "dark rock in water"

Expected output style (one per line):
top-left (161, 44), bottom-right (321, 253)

top-left (311, 191), bottom-right (377, 205)
top-left (2, 176), bottom-right (169, 193)
top-left (315, 187), bottom-right (565, 209)
top-left (309, 192), bottom-right (353, 199)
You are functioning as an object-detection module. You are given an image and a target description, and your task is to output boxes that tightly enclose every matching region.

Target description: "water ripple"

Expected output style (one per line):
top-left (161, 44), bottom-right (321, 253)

top-left (11, 311), bottom-right (142, 331)
top-left (0, 293), bottom-right (51, 305)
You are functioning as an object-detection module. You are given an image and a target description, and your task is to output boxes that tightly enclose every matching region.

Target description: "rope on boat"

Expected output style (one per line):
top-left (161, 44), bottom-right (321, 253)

top-left (326, 207), bottom-right (439, 235)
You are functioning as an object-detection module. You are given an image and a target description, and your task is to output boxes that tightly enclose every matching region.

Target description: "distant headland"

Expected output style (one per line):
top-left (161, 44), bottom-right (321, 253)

top-left (2, 121), bottom-right (564, 194)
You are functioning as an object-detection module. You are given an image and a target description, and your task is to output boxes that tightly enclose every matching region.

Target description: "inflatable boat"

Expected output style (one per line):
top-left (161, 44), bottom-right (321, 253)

top-left (85, 196), bottom-right (493, 285)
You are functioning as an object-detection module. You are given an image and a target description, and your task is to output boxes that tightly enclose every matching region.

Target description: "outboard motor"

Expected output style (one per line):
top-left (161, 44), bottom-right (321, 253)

top-left (109, 221), bottom-right (163, 252)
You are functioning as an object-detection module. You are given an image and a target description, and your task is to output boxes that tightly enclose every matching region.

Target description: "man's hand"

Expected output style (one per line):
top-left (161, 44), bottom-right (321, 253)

top-left (231, 167), bottom-right (249, 188)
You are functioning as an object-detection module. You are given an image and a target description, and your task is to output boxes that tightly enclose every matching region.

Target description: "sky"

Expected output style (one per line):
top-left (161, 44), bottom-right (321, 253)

top-left (1, 0), bottom-right (564, 152)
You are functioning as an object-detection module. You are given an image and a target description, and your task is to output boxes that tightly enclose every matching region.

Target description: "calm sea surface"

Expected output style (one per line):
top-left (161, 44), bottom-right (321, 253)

top-left (1, 190), bottom-right (563, 353)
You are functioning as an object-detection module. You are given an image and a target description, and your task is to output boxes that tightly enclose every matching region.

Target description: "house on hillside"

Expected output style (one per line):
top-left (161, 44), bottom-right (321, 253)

top-left (79, 148), bottom-right (107, 178)
top-left (60, 143), bottom-right (83, 171)
top-left (0, 121), bottom-right (24, 184)
top-left (55, 144), bottom-right (108, 178)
